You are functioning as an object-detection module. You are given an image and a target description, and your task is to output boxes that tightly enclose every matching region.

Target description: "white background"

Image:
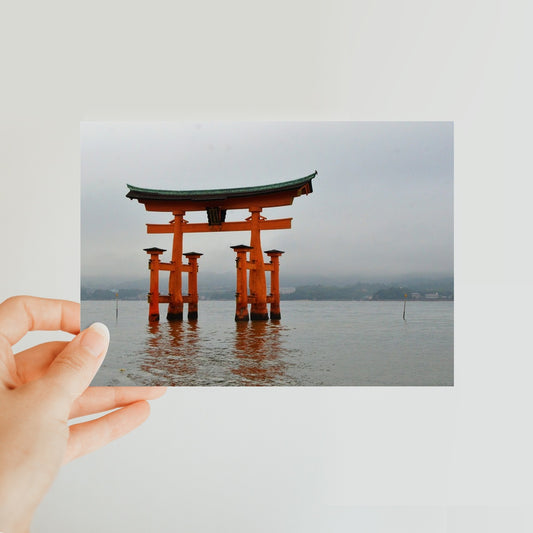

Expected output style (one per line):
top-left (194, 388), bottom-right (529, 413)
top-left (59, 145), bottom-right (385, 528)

top-left (1, 1), bottom-right (532, 531)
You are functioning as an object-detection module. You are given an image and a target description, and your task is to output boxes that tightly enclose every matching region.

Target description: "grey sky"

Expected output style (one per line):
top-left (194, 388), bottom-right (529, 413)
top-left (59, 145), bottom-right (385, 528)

top-left (81, 122), bottom-right (453, 284)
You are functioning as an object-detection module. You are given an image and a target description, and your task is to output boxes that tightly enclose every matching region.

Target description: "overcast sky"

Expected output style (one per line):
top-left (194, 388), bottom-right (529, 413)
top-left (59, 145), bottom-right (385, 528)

top-left (81, 122), bottom-right (453, 284)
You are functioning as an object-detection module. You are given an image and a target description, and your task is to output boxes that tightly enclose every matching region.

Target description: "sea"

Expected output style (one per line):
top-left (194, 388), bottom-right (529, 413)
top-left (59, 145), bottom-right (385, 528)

top-left (82, 300), bottom-right (453, 386)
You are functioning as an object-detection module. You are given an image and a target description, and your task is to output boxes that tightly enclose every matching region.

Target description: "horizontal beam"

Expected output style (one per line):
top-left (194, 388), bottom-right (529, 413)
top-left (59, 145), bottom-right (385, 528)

top-left (147, 218), bottom-right (292, 234)
top-left (157, 294), bottom-right (193, 303)
top-left (157, 262), bottom-right (193, 272)
top-left (140, 193), bottom-right (299, 212)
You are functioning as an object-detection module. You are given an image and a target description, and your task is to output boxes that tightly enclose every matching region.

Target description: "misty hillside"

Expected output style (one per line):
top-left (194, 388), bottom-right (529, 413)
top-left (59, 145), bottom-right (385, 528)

top-left (82, 274), bottom-right (453, 301)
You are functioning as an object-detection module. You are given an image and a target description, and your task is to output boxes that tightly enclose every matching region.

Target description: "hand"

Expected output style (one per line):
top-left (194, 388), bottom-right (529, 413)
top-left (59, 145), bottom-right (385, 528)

top-left (0, 296), bottom-right (166, 533)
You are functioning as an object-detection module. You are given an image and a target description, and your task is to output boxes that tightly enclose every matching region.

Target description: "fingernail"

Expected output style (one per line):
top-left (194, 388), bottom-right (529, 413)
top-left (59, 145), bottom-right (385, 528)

top-left (80, 322), bottom-right (109, 357)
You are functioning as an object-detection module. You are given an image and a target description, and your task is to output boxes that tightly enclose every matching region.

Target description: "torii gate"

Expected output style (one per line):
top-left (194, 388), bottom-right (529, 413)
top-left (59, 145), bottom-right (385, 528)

top-left (126, 172), bottom-right (316, 322)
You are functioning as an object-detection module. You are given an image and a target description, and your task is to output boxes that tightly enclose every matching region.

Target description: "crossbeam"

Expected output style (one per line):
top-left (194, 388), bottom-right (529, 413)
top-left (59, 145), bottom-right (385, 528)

top-left (158, 262), bottom-right (193, 272)
top-left (147, 218), bottom-right (292, 234)
top-left (153, 294), bottom-right (199, 304)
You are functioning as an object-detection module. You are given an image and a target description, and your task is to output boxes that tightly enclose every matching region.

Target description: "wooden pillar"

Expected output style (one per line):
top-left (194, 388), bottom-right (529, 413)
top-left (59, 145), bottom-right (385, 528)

top-left (184, 252), bottom-right (202, 320)
top-left (144, 247), bottom-right (166, 322)
top-left (167, 211), bottom-right (185, 320)
top-left (231, 245), bottom-right (252, 321)
top-left (248, 207), bottom-right (269, 321)
top-left (265, 249), bottom-right (284, 320)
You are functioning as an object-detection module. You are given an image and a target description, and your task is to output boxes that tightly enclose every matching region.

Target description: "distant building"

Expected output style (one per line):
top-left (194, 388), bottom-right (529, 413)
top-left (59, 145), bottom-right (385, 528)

top-left (425, 292), bottom-right (440, 299)
top-left (280, 287), bottom-right (296, 294)
top-left (411, 292), bottom-right (421, 300)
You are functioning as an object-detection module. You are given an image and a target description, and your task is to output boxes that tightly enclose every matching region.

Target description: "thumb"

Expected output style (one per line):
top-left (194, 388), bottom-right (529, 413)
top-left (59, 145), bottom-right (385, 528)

top-left (42, 322), bottom-right (110, 411)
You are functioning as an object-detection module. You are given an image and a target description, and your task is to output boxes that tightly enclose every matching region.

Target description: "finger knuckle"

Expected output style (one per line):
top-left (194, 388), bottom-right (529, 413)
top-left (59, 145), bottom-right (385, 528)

top-left (54, 353), bottom-right (88, 375)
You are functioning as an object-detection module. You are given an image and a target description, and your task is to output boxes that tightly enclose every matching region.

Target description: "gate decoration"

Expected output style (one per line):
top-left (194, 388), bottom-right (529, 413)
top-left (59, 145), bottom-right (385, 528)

top-left (126, 172), bottom-right (316, 321)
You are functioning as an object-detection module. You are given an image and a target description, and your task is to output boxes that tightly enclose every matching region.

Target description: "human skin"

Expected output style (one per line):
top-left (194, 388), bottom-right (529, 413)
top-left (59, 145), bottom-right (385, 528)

top-left (0, 296), bottom-right (166, 532)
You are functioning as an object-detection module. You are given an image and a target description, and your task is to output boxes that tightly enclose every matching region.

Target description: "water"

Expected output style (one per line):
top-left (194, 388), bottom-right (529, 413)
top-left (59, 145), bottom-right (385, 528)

top-left (82, 300), bottom-right (453, 386)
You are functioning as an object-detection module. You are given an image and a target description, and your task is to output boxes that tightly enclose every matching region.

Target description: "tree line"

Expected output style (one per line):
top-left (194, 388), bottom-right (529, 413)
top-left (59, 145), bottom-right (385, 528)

top-left (82, 279), bottom-right (453, 301)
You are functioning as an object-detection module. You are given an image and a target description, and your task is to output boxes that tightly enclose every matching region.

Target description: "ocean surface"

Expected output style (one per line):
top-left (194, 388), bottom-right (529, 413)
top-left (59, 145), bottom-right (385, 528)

top-left (82, 300), bottom-right (453, 386)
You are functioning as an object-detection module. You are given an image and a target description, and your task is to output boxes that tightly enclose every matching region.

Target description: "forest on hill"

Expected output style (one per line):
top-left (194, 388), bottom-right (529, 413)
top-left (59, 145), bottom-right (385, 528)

top-left (82, 277), bottom-right (453, 302)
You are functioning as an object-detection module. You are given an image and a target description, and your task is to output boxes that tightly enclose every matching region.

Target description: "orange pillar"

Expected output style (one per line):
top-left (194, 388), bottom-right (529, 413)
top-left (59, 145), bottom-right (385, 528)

top-left (167, 210), bottom-right (185, 321)
top-left (231, 245), bottom-right (252, 321)
top-left (265, 249), bottom-right (284, 320)
top-left (248, 208), bottom-right (269, 321)
top-left (144, 247), bottom-right (166, 322)
top-left (184, 252), bottom-right (202, 320)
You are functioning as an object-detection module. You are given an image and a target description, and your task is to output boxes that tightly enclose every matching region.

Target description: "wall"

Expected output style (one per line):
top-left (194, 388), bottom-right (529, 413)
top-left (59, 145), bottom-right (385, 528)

top-left (1, 1), bottom-right (531, 531)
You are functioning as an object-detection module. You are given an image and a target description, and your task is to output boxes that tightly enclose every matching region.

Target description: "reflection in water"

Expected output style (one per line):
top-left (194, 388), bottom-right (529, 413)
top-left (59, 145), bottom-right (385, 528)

top-left (232, 320), bottom-right (287, 384)
top-left (141, 321), bottom-right (200, 385)
top-left (137, 317), bottom-right (289, 385)
top-left (86, 300), bottom-right (453, 386)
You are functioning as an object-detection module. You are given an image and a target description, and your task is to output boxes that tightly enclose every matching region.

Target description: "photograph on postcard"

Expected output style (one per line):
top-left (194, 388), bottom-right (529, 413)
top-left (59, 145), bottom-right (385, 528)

top-left (81, 122), bottom-right (453, 386)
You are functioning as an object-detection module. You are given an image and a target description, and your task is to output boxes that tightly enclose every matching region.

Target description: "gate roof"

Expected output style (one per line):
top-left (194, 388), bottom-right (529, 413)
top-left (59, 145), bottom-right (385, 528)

top-left (126, 172), bottom-right (316, 211)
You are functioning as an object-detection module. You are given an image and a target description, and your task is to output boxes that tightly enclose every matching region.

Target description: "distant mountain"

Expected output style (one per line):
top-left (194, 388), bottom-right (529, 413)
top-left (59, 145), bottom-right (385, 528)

top-left (391, 274), bottom-right (454, 289)
top-left (82, 271), bottom-right (453, 291)
top-left (81, 274), bottom-right (453, 301)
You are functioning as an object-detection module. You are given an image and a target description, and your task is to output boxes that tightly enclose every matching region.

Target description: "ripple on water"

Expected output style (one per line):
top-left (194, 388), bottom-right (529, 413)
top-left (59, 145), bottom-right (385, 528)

top-left (84, 300), bottom-right (453, 386)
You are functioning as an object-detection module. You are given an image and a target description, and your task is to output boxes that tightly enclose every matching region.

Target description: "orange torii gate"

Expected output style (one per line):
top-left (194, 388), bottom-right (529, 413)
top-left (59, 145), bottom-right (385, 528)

top-left (126, 172), bottom-right (316, 322)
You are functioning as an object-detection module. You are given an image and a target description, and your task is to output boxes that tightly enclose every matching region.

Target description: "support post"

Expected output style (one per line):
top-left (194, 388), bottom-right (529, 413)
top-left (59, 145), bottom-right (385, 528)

top-left (231, 245), bottom-right (252, 321)
top-left (144, 247), bottom-right (166, 322)
top-left (184, 252), bottom-right (202, 320)
top-left (167, 211), bottom-right (185, 320)
top-left (248, 208), bottom-right (269, 320)
top-left (265, 249), bottom-right (284, 320)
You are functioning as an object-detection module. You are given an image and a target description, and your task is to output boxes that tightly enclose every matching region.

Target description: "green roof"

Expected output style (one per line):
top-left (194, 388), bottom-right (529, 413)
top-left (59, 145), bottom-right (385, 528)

top-left (126, 172), bottom-right (316, 202)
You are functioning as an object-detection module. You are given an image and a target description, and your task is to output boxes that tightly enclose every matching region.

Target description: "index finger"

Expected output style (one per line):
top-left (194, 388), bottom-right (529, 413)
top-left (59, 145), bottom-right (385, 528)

top-left (0, 296), bottom-right (80, 346)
